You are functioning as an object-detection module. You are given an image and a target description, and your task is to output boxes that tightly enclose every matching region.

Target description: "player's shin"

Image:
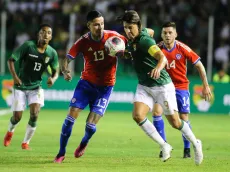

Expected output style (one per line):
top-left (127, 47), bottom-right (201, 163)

top-left (179, 120), bottom-right (197, 145)
top-left (23, 124), bottom-right (36, 144)
top-left (139, 118), bottom-right (165, 146)
top-left (8, 116), bottom-right (19, 132)
top-left (182, 120), bottom-right (191, 148)
top-left (58, 115), bottom-right (75, 156)
top-left (153, 116), bottom-right (166, 142)
top-left (80, 123), bottom-right (96, 146)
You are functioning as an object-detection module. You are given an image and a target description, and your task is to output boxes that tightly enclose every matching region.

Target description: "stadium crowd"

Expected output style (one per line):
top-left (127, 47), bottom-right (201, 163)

top-left (1, 0), bottom-right (230, 79)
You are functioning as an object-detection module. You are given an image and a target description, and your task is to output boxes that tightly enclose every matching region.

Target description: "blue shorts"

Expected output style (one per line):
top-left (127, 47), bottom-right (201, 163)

top-left (69, 79), bottom-right (113, 116)
top-left (176, 89), bottom-right (190, 114)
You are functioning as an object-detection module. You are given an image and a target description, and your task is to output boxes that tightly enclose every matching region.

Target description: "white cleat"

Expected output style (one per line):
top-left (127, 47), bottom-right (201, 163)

top-left (161, 143), bottom-right (173, 162)
top-left (194, 139), bottom-right (203, 165)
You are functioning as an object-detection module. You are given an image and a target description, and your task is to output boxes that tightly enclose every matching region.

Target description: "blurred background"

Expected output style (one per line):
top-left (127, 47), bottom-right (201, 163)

top-left (0, 0), bottom-right (229, 113)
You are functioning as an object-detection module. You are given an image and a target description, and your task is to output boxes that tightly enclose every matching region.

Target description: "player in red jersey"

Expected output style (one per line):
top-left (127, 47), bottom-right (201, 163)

top-left (152, 22), bottom-right (212, 158)
top-left (54, 10), bottom-right (127, 163)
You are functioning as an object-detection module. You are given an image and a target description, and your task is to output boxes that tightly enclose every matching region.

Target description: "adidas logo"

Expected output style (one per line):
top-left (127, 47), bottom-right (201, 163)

top-left (88, 47), bottom-right (93, 51)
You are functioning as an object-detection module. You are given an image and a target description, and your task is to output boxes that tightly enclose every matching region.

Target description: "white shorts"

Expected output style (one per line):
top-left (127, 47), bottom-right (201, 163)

top-left (11, 88), bottom-right (44, 111)
top-left (133, 82), bottom-right (178, 115)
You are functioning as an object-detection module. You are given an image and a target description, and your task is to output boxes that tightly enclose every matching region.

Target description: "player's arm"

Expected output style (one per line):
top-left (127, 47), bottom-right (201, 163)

top-left (194, 61), bottom-right (212, 101)
top-left (47, 51), bottom-right (59, 87)
top-left (7, 57), bottom-right (22, 86)
top-left (148, 45), bottom-right (167, 79)
top-left (61, 57), bottom-right (72, 82)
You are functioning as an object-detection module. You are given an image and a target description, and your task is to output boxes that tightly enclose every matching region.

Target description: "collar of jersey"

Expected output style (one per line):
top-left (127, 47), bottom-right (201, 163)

top-left (163, 41), bottom-right (176, 52)
top-left (89, 32), bottom-right (104, 42)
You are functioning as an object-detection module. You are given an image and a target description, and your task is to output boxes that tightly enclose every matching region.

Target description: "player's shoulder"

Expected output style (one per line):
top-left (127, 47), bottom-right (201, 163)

top-left (175, 40), bottom-right (192, 52)
top-left (74, 32), bottom-right (90, 45)
top-left (157, 41), bottom-right (164, 48)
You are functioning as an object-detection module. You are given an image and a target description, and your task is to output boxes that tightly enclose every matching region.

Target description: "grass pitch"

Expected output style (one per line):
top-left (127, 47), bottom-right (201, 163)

top-left (0, 110), bottom-right (230, 172)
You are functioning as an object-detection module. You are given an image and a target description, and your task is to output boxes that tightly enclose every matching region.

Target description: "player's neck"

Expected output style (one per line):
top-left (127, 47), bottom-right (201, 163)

top-left (37, 41), bottom-right (48, 53)
top-left (164, 41), bottom-right (175, 50)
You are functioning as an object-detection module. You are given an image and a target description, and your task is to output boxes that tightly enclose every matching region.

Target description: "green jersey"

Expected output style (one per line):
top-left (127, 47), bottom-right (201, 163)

top-left (128, 29), bottom-right (171, 87)
top-left (11, 40), bottom-right (59, 90)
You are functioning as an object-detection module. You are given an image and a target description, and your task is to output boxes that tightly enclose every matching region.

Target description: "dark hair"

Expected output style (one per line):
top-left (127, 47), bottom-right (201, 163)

top-left (117, 10), bottom-right (142, 31)
top-left (37, 24), bottom-right (52, 34)
top-left (162, 22), bottom-right (176, 29)
top-left (86, 10), bottom-right (102, 22)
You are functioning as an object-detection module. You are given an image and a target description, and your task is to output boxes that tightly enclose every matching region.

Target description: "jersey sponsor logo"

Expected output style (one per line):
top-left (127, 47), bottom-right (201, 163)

top-left (88, 47), bottom-right (93, 51)
top-left (176, 54), bottom-right (182, 60)
top-left (29, 54), bottom-right (38, 58)
top-left (45, 57), bottom-right (50, 63)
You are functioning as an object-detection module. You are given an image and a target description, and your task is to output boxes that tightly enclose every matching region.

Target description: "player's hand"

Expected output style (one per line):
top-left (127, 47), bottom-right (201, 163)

top-left (148, 68), bottom-right (161, 79)
top-left (202, 85), bottom-right (212, 102)
top-left (13, 76), bottom-right (22, 87)
top-left (62, 70), bottom-right (72, 82)
top-left (47, 77), bottom-right (54, 87)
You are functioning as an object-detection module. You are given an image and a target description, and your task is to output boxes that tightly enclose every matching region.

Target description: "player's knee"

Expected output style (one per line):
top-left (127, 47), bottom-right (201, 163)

top-left (132, 112), bottom-right (144, 123)
top-left (170, 120), bottom-right (181, 129)
top-left (30, 111), bottom-right (39, 122)
top-left (152, 110), bottom-right (162, 117)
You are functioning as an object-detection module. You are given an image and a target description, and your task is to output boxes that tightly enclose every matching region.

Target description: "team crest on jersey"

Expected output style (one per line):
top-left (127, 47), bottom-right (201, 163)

top-left (45, 57), bottom-right (50, 63)
top-left (176, 54), bottom-right (182, 60)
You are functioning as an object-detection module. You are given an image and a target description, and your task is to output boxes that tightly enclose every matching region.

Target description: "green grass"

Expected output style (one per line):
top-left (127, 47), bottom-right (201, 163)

top-left (0, 110), bottom-right (230, 172)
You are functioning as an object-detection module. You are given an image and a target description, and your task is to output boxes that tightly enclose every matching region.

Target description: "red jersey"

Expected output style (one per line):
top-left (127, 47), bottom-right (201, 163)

top-left (158, 40), bottom-right (200, 90)
top-left (67, 30), bottom-right (127, 86)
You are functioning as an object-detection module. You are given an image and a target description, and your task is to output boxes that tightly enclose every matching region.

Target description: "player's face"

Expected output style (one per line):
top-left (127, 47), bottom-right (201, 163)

top-left (161, 27), bottom-right (177, 45)
top-left (38, 26), bottom-right (52, 44)
top-left (88, 17), bottom-right (104, 40)
top-left (123, 22), bottom-right (139, 41)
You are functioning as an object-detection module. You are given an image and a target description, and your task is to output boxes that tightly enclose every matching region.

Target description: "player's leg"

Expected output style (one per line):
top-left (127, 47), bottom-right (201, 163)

top-left (157, 83), bottom-right (203, 165)
top-left (54, 80), bottom-right (90, 163)
top-left (4, 89), bottom-right (25, 147)
top-left (176, 89), bottom-right (191, 158)
top-left (74, 84), bottom-right (113, 158)
top-left (152, 104), bottom-right (166, 141)
top-left (133, 84), bottom-right (172, 162)
top-left (152, 104), bottom-right (166, 158)
top-left (21, 88), bottom-right (44, 149)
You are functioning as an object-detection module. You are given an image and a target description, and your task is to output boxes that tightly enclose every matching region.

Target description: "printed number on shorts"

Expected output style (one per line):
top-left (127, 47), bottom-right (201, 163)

top-left (182, 97), bottom-right (190, 106)
top-left (97, 98), bottom-right (107, 108)
top-left (166, 60), bottom-right (175, 69)
top-left (34, 62), bottom-right (42, 71)
top-left (94, 51), bottom-right (104, 61)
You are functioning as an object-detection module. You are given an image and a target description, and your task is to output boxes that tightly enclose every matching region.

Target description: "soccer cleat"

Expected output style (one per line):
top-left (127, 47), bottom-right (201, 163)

top-left (54, 155), bottom-right (65, 163)
top-left (21, 143), bottom-right (30, 150)
top-left (183, 148), bottom-right (191, 158)
top-left (193, 139), bottom-right (203, 165)
top-left (4, 131), bottom-right (14, 147)
top-left (161, 142), bottom-right (173, 162)
top-left (74, 144), bottom-right (88, 158)
top-left (159, 151), bottom-right (163, 158)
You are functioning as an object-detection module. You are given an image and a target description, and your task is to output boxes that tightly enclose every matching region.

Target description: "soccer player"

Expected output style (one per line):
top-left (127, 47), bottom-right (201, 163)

top-left (54, 10), bottom-right (127, 163)
top-left (152, 22), bottom-right (212, 158)
top-left (3, 24), bottom-right (59, 150)
top-left (118, 10), bottom-right (203, 165)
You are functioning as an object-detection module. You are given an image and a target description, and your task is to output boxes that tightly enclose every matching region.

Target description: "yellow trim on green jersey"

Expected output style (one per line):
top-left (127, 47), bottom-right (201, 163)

top-left (148, 45), bottom-right (161, 56)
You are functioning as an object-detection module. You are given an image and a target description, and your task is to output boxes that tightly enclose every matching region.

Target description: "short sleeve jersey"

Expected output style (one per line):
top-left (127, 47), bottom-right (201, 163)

top-left (128, 29), bottom-right (171, 87)
top-left (67, 30), bottom-right (127, 86)
top-left (158, 40), bottom-right (200, 90)
top-left (11, 40), bottom-right (59, 90)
